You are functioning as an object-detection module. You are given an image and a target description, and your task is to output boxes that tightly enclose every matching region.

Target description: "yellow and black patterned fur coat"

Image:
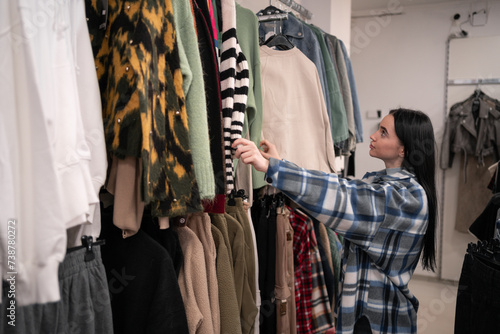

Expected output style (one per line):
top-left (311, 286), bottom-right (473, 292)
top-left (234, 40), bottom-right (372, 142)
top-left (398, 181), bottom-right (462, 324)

top-left (86, 0), bottom-right (202, 217)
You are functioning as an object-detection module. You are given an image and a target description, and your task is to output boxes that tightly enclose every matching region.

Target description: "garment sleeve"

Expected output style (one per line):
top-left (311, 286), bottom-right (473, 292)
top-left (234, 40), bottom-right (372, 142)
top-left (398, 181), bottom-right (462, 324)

top-left (265, 158), bottom-right (387, 249)
top-left (339, 39), bottom-right (363, 143)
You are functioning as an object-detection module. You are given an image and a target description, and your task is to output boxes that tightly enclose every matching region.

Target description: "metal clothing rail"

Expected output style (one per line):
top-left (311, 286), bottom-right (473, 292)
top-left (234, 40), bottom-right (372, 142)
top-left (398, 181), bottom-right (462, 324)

top-left (447, 78), bottom-right (500, 85)
top-left (277, 0), bottom-right (313, 20)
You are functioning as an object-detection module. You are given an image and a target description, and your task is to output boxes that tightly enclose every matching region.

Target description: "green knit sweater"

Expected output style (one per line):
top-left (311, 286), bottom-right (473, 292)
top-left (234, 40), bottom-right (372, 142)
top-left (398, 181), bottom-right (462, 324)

top-left (173, 0), bottom-right (215, 199)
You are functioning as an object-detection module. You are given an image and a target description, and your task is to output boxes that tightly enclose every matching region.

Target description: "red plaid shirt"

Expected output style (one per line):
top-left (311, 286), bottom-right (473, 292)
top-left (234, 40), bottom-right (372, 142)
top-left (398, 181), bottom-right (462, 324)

top-left (289, 207), bottom-right (313, 334)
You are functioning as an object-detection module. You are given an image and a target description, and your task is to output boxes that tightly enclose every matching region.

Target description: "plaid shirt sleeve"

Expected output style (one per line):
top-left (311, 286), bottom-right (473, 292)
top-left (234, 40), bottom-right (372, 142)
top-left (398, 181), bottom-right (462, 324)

top-left (266, 158), bottom-right (428, 250)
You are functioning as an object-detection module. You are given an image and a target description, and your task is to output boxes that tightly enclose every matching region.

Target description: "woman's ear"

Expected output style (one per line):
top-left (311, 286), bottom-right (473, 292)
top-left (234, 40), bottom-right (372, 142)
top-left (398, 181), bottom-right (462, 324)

top-left (399, 147), bottom-right (405, 158)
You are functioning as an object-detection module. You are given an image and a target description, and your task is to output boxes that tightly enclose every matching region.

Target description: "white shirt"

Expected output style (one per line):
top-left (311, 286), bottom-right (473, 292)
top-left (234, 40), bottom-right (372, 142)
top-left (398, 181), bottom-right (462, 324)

top-left (0, 0), bottom-right (107, 305)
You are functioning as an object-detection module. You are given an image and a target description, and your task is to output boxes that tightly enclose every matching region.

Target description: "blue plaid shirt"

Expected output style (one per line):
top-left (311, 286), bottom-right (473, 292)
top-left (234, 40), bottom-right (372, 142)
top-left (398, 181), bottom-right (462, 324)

top-left (266, 158), bottom-right (428, 334)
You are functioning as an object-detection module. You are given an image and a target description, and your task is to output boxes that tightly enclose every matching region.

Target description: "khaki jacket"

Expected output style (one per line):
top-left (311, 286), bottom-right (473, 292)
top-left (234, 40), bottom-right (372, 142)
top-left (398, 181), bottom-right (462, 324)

top-left (441, 92), bottom-right (500, 172)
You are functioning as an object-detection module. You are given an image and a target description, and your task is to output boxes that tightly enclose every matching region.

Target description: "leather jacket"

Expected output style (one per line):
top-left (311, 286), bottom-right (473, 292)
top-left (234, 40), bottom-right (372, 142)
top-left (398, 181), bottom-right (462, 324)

top-left (441, 91), bottom-right (500, 171)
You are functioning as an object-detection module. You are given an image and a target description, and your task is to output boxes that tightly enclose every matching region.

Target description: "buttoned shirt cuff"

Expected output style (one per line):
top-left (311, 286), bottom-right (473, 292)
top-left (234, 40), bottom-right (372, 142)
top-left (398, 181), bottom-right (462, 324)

top-left (264, 158), bottom-right (296, 186)
top-left (264, 158), bottom-right (278, 185)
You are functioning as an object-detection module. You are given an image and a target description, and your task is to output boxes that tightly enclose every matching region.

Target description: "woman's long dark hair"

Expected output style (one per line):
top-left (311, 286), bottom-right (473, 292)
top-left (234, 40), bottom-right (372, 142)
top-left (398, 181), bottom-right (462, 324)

top-left (390, 108), bottom-right (438, 271)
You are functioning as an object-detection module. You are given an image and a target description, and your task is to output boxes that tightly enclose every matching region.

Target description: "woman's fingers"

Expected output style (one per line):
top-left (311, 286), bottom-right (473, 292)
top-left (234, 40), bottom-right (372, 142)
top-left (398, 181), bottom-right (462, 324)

top-left (232, 138), bottom-right (252, 159)
top-left (232, 138), bottom-right (252, 148)
top-left (259, 139), bottom-right (280, 160)
top-left (231, 138), bottom-right (269, 172)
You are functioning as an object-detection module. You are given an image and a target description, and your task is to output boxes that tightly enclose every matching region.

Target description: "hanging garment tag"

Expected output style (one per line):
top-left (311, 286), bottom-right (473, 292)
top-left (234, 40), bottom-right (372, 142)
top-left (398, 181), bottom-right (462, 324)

top-left (280, 300), bottom-right (287, 316)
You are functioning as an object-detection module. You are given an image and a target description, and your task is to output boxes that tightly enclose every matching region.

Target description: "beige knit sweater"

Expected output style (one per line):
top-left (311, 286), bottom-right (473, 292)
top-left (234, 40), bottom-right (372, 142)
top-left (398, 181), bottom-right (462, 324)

top-left (176, 225), bottom-right (214, 334)
top-left (186, 212), bottom-right (220, 333)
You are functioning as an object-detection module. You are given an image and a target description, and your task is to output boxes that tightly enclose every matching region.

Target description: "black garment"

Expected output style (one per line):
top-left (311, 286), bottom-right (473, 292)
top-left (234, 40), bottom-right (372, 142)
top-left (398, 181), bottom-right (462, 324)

top-left (140, 212), bottom-right (184, 277)
top-left (157, 228), bottom-right (183, 276)
top-left (354, 316), bottom-right (372, 334)
top-left (100, 206), bottom-right (188, 334)
top-left (251, 193), bottom-right (277, 334)
top-left (469, 193), bottom-right (500, 241)
top-left (84, 0), bottom-right (106, 58)
top-left (193, 0), bottom-right (225, 196)
top-left (347, 151), bottom-right (356, 177)
top-left (455, 252), bottom-right (500, 334)
top-left (214, 0), bottom-right (222, 33)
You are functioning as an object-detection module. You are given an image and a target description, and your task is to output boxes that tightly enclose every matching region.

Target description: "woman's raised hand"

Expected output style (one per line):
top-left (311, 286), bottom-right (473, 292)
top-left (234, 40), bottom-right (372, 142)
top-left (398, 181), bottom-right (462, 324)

top-left (232, 138), bottom-right (279, 173)
top-left (259, 139), bottom-right (281, 161)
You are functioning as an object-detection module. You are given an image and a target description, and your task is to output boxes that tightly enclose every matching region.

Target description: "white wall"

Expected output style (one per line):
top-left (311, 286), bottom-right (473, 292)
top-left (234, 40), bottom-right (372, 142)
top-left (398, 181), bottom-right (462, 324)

top-left (236, 0), bottom-right (351, 41)
top-left (235, 0), bottom-right (271, 14)
top-left (303, 0), bottom-right (352, 47)
top-left (350, 0), bottom-right (500, 278)
top-left (236, 0), bottom-right (308, 19)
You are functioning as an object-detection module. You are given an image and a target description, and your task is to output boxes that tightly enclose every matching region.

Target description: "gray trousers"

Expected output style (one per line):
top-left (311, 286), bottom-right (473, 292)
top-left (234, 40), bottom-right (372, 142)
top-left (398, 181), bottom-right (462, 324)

top-left (2, 245), bottom-right (113, 334)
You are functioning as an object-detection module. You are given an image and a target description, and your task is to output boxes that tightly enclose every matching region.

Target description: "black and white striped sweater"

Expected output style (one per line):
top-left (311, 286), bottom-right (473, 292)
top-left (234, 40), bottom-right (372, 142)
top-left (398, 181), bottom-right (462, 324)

top-left (219, 0), bottom-right (249, 193)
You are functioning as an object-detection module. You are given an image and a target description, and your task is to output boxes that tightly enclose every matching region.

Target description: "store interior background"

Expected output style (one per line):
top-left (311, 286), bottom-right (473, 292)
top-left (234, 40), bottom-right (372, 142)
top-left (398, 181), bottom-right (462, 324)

top-left (238, 0), bottom-right (500, 332)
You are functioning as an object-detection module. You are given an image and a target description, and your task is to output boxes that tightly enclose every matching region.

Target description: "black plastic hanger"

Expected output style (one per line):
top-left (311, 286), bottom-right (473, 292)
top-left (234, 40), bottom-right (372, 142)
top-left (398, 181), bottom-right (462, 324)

top-left (261, 12), bottom-right (294, 51)
top-left (263, 5), bottom-right (286, 14)
top-left (258, 2), bottom-right (293, 50)
top-left (258, 3), bottom-right (289, 24)
top-left (263, 33), bottom-right (294, 50)
top-left (258, 5), bottom-right (288, 19)
top-left (467, 239), bottom-right (500, 270)
top-left (227, 189), bottom-right (237, 206)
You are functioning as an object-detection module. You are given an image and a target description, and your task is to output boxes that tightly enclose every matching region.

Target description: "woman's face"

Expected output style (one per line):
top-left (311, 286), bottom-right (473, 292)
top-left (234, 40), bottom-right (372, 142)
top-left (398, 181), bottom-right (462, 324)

top-left (369, 114), bottom-right (405, 168)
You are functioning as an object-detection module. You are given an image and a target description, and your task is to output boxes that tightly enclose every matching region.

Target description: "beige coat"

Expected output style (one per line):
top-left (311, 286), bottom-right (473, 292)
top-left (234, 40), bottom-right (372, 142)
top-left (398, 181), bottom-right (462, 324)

top-left (211, 221), bottom-right (242, 334)
top-left (187, 212), bottom-right (220, 333)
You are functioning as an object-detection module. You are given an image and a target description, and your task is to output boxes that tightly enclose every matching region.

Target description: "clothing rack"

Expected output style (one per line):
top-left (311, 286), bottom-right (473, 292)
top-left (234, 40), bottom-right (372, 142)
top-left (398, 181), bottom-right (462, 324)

top-left (447, 78), bottom-right (500, 85)
top-left (276, 0), bottom-right (313, 20)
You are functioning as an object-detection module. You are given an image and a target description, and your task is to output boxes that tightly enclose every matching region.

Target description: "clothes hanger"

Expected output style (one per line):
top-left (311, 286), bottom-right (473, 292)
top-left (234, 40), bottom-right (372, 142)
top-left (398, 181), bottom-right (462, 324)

top-left (77, 235), bottom-right (106, 262)
top-left (261, 16), bottom-right (295, 50)
top-left (263, 33), bottom-right (295, 50)
top-left (227, 189), bottom-right (237, 206)
top-left (257, 1), bottom-right (294, 50)
top-left (257, 1), bottom-right (289, 22)
top-left (263, 4), bottom-right (286, 15)
top-left (467, 239), bottom-right (500, 270)
top-left (473, 79), bottom-right (486, 99)
top-left (236, 189), bottom-right (248, 201)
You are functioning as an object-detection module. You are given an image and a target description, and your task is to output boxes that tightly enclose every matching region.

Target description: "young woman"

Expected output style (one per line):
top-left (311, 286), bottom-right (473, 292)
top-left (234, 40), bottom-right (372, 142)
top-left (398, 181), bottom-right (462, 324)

top-left (232, 108), bottom-right (438, 334)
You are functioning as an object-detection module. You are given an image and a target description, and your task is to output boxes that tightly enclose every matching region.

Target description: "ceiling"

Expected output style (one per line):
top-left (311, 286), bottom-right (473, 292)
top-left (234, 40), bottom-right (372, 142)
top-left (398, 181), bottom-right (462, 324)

top-left (351, 0), bottom-right (468, 12)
